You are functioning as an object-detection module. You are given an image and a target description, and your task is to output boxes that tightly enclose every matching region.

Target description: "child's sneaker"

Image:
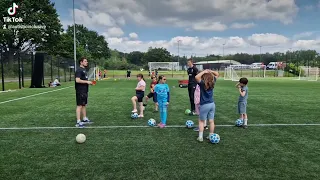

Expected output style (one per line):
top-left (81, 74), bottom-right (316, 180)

top-left (193, 127), bottom-right (199, 131)
top-left (243, 125), bottom-right (248, 129)
top-left (159, 123), bottom-right (166, 128)
top-left (82, 119), bottom-right (93, 124)
top-left (138, 114), bottom-right (144, 118)
top-left (197, 137), bottom-right (203, 142)
top-left (75, 122), bottom-right (85, 128)
top-left (132, 109), bottom-right (137, 113)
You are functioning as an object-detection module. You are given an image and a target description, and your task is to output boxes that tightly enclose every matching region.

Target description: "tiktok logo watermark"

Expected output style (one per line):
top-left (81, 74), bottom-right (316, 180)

top-left (8, 2), bottom-right (19, 16)
top-left (2, 2), bottom-right (46, 29)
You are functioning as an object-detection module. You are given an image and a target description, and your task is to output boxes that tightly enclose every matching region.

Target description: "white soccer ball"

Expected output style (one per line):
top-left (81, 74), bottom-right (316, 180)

top-left (235, 119), bottom-right (243, 127)
top-left (209, 133), bottom-right (220, 144)
top-left (186, 120), bottom-right (194, 128)
top-left (76, 133), bottom-right (86, 144)
top-left (148, 118), bottom-right (156, 126)
top-left (131, 112), bottom-right (138, 119)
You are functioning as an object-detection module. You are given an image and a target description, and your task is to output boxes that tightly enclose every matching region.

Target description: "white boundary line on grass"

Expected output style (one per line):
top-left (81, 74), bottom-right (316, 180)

top-left (0, 86), bottom-right (73, 105)
top-left (1, 124), bottom-right (320, 130)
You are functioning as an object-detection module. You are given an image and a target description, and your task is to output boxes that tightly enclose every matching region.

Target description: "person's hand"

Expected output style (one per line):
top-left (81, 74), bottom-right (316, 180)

top-left (166, 102), bottom-right (169, 106)
top-left (87, 81), bottom-right (93, 85)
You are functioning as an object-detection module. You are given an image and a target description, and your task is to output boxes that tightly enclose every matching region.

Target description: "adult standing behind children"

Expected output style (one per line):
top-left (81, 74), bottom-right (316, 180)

top-left (187, 59), bottom-right (198, 115)
top-left (75, 57), bottom-right (93, 128)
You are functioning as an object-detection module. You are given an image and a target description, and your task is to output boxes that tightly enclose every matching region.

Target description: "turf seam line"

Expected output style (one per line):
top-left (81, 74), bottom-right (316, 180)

top-left (0, 86), bottom-right (73, 105)
top-left (1, 124), bottom-right (320, 130)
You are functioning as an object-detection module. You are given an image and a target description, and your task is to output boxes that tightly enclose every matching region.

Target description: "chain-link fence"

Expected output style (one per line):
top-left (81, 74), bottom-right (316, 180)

top-left (0, 48), bottom-right (75, 91)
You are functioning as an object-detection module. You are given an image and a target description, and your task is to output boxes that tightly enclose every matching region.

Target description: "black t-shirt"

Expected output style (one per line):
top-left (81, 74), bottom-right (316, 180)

top-left (75, 67), bottom-right (88, 92)
top-left (127, 70), bottom-right (131, 75)
top-left (187, 65), bottom-right (198, 85)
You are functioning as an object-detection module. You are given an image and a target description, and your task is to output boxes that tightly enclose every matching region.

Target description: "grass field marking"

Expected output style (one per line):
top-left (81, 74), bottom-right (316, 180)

top-left (0, 86), bottom-right (73, 105)
top-left (1, 124), bottom-right (320, 130)
top-left (0, 90), bottom-right (17, 93)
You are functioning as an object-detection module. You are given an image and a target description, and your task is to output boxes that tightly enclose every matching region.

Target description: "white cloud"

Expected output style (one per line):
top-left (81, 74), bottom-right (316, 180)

top-left (78, 0), bottom-right (298, 30)
top-left (191, 22), bottom-right (227, 31)
top-left (105, 27), bottom-right (124, 37)
top-left (293, 32), bottom-right (315, 40)
top-left (129, 32), bottom-right (138, 39)
top-left (230, 22), bottom-right (255, 29)
top-left (104, 33), bottom-right (320, 57)
top-left (247, 33), bottom-right (289, 46)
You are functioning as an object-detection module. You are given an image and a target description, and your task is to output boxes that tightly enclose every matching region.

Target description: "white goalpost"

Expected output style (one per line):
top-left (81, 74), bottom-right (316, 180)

top-left (224, 65), bottom-right (266, 81)
top-left (87, 66), bottom-right (100, 81)
top-left (295, 67), bottom-right (319, 81)
top-left (224, 66), bottom-right (239, 81)
top-left (148, 62), bottom-right (180, 71)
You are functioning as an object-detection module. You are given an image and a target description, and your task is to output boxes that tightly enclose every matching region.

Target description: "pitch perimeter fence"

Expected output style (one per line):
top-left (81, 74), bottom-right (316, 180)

top-left (0, 48), bottom-right (75, 91)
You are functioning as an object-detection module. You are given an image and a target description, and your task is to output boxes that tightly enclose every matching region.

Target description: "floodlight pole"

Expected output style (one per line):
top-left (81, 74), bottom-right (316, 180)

top-left (73, 0), bottom-right (77, 72)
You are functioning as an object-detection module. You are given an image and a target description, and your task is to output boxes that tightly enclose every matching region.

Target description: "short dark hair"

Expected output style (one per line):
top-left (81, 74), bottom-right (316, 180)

top-left (239, 77), bottom-right (248, 85)
top-left (79, 57), bottom-right (87, 64)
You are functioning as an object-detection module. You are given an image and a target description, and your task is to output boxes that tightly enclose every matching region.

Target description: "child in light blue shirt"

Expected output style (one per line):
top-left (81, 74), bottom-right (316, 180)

top-left (154, 75), bottom-right (170, 128)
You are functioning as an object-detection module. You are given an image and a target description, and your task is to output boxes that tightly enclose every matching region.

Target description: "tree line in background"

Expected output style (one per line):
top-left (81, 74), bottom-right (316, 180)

top-left (0, 0), bottom-right (319, 78)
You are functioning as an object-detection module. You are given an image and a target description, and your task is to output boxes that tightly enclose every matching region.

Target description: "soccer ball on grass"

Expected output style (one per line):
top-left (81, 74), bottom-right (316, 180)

top-left (131, 112), bottom-right (138, 119)
top-left (185, 120), bottom-right (194, 128)
top-left (209, 133), bottom-right (220, 144)
top-left (147, 118), bottom-right (156, 126)
top-left (76, 133), bottom-right (86, 144)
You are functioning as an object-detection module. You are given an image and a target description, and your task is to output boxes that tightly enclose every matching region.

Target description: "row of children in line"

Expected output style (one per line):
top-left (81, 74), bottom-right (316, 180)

top-left (130, 71), bottom-right (249, 141)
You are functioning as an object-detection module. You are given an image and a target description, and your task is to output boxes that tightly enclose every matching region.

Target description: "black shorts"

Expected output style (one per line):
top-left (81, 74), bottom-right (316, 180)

top-left (76, 92), bottom-right (88, 106)
top-left (136, 91), bottom-right (144, 102)
top-left (127, 74), bottom-right (131, 77)
top-left (147, 92), bottom-right (156, 102)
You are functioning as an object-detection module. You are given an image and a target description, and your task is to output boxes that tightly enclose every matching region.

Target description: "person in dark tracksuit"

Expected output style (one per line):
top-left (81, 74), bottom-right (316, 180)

top-left (187, 59), bottom-right (198, 115)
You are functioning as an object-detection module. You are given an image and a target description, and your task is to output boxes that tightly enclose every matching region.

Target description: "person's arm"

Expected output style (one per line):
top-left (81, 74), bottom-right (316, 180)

top-left (195, 70), bottom-right (209, 83)
top-left (166, 85), bottom-right (170, 102)
top-left (209, 70), bottom-right (219, 78)
top-left (75, 71), bottom-right (91, 84)
top-left (150, 84), bottom-right (155, 92)
top-left (239, 87), bottom-right (246, 97)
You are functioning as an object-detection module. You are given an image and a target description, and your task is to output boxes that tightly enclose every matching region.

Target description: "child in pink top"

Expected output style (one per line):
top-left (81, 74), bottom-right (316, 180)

top-left (131, 74), bottom-right (146, 117)
top-left (193, 78), bottom-right (208, 131)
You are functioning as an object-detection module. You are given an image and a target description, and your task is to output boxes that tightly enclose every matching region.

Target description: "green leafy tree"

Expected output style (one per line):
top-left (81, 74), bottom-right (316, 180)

top-left (0, 0), bottom-right (62, 68)
top-left (66, 24), bottom-right (110, 64)
top-left (143, 47), bottom-right (171, 63)
top-left (127, 51), bottom-right (145, 65)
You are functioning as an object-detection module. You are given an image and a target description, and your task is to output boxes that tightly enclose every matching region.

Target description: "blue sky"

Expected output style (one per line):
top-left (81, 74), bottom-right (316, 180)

top-left (52, 0), bottom-right (320, 56)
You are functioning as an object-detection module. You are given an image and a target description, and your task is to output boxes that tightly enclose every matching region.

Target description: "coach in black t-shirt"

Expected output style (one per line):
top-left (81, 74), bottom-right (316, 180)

top-left (75, 57), bottom-right (93, 128)
top-left (187, 59), bottom-right (198, 115)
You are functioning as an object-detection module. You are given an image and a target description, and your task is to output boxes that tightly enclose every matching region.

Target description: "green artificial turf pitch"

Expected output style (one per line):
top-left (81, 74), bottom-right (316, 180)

top-left (0, 78), bottom-right (320, 180)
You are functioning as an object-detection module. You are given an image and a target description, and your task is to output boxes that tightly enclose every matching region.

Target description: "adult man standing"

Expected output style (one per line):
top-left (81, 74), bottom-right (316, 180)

top-left (75, 57), bottom-right (93, 128)
top-left (187, 59), bottom-right (198, 115)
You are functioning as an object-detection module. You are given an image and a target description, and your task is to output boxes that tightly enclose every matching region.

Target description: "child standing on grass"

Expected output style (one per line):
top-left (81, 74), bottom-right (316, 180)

top-left (131, 74), bottom-right (146, 118)
top-left (154, 75), bottom-right (170, 128)
top-left (195, 69), bottom-right (219, 142)
top-left (143, 76), bottom-right (158, 112)
top-left (236, 78), bottom-right (249, 129)
top-left (193, 83), bottom-right (208, 131)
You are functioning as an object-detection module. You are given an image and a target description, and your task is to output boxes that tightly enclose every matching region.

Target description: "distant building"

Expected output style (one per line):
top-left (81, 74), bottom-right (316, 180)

top-left (194, 60), bottom-right (241, 70)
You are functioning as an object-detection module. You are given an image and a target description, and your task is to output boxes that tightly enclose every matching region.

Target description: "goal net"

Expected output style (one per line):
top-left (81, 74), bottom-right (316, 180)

top-left (224, 65), bottom-right (266, 81)
top-left (148, 62), bottom-right (179, 71)
top-left (87, 67), bottom-right (100, 81)
top-left (295, 67), bottom-right (319, 81)
top-left (224, 67), bottom-right (239, 81)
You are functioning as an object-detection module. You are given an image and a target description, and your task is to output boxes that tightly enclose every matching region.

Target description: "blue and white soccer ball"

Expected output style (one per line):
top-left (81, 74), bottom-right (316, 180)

top-left (131, 112), bottom-right (138, 119)
top-left (209, 133), bottom-right (220, 144)
top-left (148, 118), bottom-right (156, 126)
top-left (186, 120), bottom-right (194, 128)
top-left (235, 119), bottom-right (243, 127)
